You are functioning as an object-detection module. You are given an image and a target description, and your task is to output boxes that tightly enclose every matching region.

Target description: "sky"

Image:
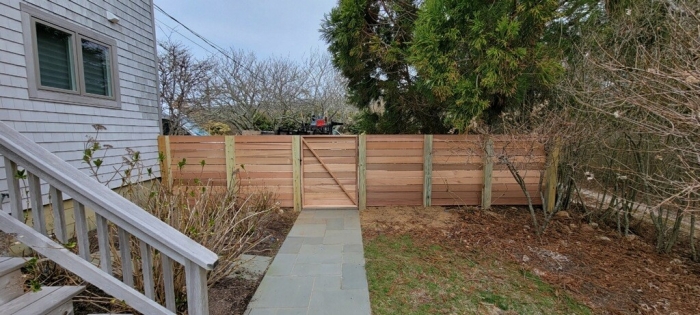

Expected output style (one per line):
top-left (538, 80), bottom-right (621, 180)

top-left (153, 1), bottom-right (338, 61)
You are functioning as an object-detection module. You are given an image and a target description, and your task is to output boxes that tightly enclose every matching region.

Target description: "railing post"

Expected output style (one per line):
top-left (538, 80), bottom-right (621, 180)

top-left (292, 136), bottom-right (302, 211)
top-left (162, 255), bottom-right (176, 312)
top-left (139, 241), bottom-right (155, 299)
top-left (3, 158), bottom-right (22, 219)
top-left (482, 137), bottom-right (494, 209)
top-left (157, 136), bottom-right (172, 188)
top-left (118, 227), bottom-right (134, 287)
top-left (545, 139), bottom-right (561, 213)
top-left (358, 133), bottom-right (367, 210)
top-left (50, 186), bottom-right (67, 243)
top-left (225, 136), bottom-right (236, 190)
top-left (73, 200), bottom-right (91, 261)
top-left (186, 260), bottom-right (209, 315)
top-left (96, 213), bottom-right (112, 275)
top-left (423, 135), bottom-right (433, 207)
top-left (27, 172), bottom-right (47, 235)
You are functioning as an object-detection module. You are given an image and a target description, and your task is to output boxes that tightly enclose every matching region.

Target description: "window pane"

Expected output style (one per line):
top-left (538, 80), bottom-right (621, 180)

top-left (82, 39), bottom-right (112, 96)
top-left (36, 22), bottom-right (75, 90)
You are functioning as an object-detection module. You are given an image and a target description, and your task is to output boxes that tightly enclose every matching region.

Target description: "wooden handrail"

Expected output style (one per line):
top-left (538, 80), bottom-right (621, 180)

top-left (0, 121), bottom-right (218, 270)
top-left (0, 120), bottom-right (217, 314)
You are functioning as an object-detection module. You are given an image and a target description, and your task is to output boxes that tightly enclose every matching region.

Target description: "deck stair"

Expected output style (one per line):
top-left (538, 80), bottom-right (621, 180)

top-left (1, 118), bottom-right (217, 315)
top-left (0, 256), bottom-right (85, 315)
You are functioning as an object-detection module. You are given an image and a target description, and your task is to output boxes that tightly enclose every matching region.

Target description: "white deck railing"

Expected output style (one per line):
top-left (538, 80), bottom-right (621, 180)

top-left (0, 120), bottom-right (218, 315)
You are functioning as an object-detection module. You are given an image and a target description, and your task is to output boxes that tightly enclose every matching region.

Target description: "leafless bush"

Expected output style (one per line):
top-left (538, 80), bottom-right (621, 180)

top-left (115, 181), bottom-right (277, 311)
top-left (492, 133), bottom-right (573, 236)
top-left (554, 0), bottom-right (699, 256)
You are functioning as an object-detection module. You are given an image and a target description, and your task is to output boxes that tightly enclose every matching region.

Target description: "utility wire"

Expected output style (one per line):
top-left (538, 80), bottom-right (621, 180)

top-left (154, 4), bottom-right (228, 56)
top-left (153, 3), bottom-right (266, 84)
top-left (155, 18), bottom-right (215, 56)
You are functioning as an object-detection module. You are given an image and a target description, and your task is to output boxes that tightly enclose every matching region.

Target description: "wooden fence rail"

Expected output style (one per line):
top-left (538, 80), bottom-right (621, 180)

top-left (159, 135), bottom-right (555, 211)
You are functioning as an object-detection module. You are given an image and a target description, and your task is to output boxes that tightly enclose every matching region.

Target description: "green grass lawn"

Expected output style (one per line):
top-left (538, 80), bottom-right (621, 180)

top-left (364, 234), bottom-right (591, 315)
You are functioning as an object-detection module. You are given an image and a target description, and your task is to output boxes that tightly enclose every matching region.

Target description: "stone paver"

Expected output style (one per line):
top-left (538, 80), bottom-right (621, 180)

top-left (245, 209), bottom-right (371, 315)
top-left (228, 254), bottom-right (273, 280)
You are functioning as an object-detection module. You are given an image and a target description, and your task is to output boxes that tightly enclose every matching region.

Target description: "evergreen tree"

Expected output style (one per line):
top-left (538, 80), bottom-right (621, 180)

top-left (323, 0), bottom-right (609, 133)
top-left (410, 0), bottom-right (566, 128)
top-left (321, 0), bottom-right (448, 134)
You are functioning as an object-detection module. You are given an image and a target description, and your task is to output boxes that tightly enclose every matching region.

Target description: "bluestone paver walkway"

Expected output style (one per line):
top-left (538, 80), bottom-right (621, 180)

top-left (245, 209), bottom-right (371, 315)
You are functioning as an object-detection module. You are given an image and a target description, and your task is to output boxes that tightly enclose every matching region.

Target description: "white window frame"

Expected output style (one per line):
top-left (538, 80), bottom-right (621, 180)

top-left (21, 3), bottom-right (121, 109)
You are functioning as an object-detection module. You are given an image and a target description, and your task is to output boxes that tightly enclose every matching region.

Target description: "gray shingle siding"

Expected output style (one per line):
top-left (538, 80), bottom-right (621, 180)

top-left (0, 0), bottom-right (161, 201)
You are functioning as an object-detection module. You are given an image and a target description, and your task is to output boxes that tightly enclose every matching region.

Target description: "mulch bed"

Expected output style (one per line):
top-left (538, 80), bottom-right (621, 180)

top-left (361, 206), bottom-right (700, 315)
top-left (208, 208), bottom-right (298, 315)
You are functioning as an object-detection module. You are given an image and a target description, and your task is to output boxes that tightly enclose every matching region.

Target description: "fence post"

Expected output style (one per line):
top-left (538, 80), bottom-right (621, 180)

top-left (482, 137), bottom-right (494, 209)
top-left (225, 136), bottom-right (236, 189)
top-left (358, 133), bottom-right (367, 210)
top-left (292, 136), bottom-right (302, 212)
top-left (157, 136), bottom-right (172, 188)
top-left (423, 135), bottom-right (433, 207)
top-left (545, 139), bottom-right (561, 213)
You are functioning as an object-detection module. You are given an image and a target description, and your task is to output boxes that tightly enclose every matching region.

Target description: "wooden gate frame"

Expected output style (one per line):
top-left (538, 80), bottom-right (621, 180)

top-left (299, 135), bottom-right (358, 209)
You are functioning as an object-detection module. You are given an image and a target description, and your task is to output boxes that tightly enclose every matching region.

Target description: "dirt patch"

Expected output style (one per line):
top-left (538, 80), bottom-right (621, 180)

top-left (361, 206), bottom-right (458, 233)
top-left (246, 208), bottom-right (299, 256)
top-left (208, 276), bottom-right (262, 315)
top-left (361, 206), bottom-right (700, 315)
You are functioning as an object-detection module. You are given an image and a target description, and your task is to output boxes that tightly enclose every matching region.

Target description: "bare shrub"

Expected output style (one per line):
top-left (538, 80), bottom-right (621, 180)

top-left (491, 133), bottom-right (573, 236)
top-left (114, 182), bottom-right (278, 311)
top-left (552, 0), bottom-right (699, 256)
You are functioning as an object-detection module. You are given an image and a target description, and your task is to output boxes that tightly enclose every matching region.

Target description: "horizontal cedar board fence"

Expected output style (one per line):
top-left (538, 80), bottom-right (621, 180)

top-left (163, 135), bottom-right (294, 207)
top-left (159, 135), bottom-right (551, 211)
top-left (366, 135), bottom-right (424, 206)
top-left (430, 135), bottom-right (485, 206)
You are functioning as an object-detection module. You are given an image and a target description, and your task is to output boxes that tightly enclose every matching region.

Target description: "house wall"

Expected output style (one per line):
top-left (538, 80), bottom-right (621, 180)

top-left (0, 0), bottom-right (161, 208)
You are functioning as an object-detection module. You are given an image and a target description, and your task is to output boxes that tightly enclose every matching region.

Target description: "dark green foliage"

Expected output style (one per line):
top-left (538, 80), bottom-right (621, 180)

top-left (323, 0), bottom-right (590, 132)
top-left (410, 0), bottom-right (565, 128)
top-left (348, 109), bottom-right (422, 134)
top-left (322, 0), bottom-right (449, 134)
top-left (253, 112), bottom-right (274, 131)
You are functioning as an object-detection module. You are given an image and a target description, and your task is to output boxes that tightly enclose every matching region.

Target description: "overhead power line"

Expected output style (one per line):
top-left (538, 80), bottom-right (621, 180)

top-left (155, 18), bottom-right (215, 56)
top-left (154, 4), bottom-right (229, 56)
top-left (153, 3), bottom-right (265, 83)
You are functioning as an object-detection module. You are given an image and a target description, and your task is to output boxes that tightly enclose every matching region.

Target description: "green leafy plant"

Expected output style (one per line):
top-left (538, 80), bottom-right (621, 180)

top-left (14, 169), bottom-right (26, 180)
top-left (177, 158), bottom-right (187, 171)
top-left (81, 124), bottom-right (144, 187)
top-left (29, 279), bottom-right (42, 292)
